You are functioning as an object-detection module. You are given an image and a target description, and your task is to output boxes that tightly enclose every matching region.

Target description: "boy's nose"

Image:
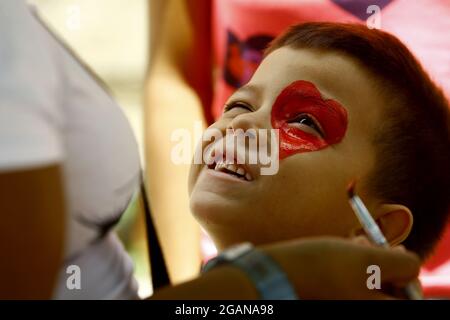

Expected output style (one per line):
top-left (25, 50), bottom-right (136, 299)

top-left (226, 111), bottom-right (268, 132)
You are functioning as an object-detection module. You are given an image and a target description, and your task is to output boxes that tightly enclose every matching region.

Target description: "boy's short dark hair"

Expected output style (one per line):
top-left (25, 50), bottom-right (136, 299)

top-left (266, 22), bottom-right (450, 259)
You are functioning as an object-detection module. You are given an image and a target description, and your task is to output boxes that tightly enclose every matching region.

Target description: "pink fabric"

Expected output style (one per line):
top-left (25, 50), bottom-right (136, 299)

top-left (206, 0), bottom-right (450, 298)
top-left (211, 0), bottom-right (450, 118)
top-left (212, 0), bottom-right (358, 120)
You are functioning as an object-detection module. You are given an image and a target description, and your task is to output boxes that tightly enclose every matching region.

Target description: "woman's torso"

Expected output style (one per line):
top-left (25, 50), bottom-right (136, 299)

top-left (0, 0), bottom-right (141, 299)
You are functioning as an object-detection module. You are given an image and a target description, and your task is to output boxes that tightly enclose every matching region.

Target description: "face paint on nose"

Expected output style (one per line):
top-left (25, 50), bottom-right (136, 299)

top-left (271, 80), bottom-right (348, 159)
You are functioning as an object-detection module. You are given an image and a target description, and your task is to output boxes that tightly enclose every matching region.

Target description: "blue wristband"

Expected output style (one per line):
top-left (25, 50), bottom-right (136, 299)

top-left (203, 243), bottom-right (298, 300)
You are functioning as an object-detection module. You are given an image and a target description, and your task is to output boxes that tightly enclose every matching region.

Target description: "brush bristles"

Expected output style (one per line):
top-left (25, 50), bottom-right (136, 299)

top-left (346, 180), bottom-right (356, 198)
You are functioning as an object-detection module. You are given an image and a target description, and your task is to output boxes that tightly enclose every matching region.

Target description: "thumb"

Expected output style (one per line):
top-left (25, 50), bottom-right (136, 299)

top-left (370, 248), bottom-right (421, 283)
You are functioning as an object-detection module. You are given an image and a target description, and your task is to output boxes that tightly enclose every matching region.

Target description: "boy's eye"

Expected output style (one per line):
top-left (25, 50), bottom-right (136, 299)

top-left (223, 102), bottom-right (253, 113)
top-left (288, 114), bottom-right (324, 137)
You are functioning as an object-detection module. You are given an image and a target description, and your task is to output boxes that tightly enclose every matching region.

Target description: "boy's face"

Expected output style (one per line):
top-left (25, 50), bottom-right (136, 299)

top-left (189, 47), bottom-right (386, 250)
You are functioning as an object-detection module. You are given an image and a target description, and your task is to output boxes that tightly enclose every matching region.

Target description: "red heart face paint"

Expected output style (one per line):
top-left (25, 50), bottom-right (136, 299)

top-left (271, 80), bottom-right (348, 159)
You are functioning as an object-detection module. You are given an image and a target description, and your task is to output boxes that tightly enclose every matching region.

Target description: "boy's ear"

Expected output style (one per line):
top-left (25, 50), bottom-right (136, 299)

top-left (349, 204), bottom-right (413, 246)
top-left (375, 204), bottom-right (413, 246)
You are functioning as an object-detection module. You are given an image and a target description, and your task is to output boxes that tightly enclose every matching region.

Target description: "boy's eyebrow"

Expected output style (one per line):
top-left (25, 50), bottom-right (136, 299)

top-left (235, 82), bottom-right (343, 109)
top-left (240, 81), bottom-right (332, 100)
top-left (237, 84), bottom-right (261, 96)
top-left (232, 84), bottom-right (264, 106)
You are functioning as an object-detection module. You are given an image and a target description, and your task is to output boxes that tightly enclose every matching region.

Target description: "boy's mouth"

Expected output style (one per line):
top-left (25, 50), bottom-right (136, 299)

top-left (202, 135), bottom-right (261, 181)
top-left (207, 161), bottom-right (253, 181)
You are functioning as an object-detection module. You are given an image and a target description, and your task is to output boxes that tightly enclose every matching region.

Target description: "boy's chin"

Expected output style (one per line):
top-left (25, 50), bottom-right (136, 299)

top-left (192, 201), bottom-right (237, 223)
top-left (190, 196), bottom-right (255, 228)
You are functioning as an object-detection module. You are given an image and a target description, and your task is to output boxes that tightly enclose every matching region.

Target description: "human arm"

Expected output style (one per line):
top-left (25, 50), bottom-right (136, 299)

top-left (0, 165), bottom-right (65, 299)
top-left (150, 237), bottom-right (421, 299)
top-left (144, 0), bottom-right (209, 283)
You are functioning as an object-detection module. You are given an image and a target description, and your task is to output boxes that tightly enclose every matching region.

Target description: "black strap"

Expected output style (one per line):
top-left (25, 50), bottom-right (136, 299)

top-left (140, 178), bottom-right (171, 290)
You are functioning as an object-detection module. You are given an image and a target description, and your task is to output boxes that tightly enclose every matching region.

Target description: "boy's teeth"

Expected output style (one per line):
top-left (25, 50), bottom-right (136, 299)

top-left (227, 164), bottom-right (237, 173)
top-left (214, 162), bottom-right (223, 171)
top-left (212, 161), bottom-right (253, 181)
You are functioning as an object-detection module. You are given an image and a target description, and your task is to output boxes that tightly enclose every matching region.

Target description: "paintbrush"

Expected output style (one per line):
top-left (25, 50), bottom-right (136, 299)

top-left (347, 180), bottom-right (423, 300)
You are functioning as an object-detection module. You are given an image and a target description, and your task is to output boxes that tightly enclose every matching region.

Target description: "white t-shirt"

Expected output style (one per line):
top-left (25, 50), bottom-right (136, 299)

top-left (0, 0), bottom-right (141, 299)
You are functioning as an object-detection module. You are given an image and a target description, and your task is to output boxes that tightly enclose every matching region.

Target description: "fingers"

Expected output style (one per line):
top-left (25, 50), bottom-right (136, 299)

top-left (393, 279), bottom-right (423, 300)
top-left (351, 235), bottom-right (372, 246)
top-left (350, 236), bottom-right (417, 281)
top-left (404, 280), bottom-right (424, 300)
top-left (348, 239), bottom-right (421, 299)
top-left (367, 247), bottom-right (421, 284)
top-left (351, 235), bottom-right (406, 252)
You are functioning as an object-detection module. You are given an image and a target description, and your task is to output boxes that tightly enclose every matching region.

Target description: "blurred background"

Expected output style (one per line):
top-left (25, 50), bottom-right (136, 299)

top-left (30, 0), bottom-right (151, 298)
